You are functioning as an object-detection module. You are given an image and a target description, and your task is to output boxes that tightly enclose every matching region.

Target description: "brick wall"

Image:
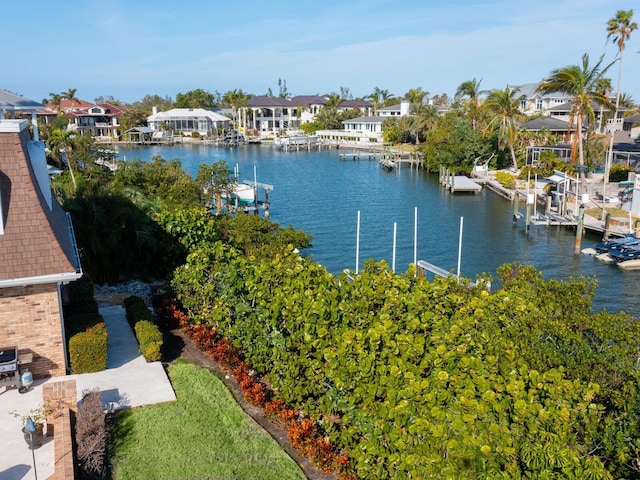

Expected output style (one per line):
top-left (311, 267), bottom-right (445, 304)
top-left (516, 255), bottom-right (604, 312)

top-left (44, 379), bottom-right (77, 480)
top-left (0, 283), bottom-right (66, 377)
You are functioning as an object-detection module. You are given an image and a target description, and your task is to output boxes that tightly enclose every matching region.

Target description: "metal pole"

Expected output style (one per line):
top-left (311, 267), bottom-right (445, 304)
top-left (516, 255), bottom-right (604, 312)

top-left (413, 207), bottom-right (418, 273)
top-left (25, 416), bottom-right (38, 480)
top-left (392, 222), bottom-right (397, 273)
top-left (457, 217), bottom-right (464, 282)
top-left (355, 211), bottom-right (360, 275)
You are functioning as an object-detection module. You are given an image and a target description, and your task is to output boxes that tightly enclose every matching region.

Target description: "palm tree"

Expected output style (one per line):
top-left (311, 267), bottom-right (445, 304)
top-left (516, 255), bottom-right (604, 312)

top-left (604, 9), bottom-right (637, 200)
top-left (48, 128), bottom-right (78, 191)
top-left (367, 87), bottom-right (391, 115)
top-left (455, 78), bottom-right (487, 129)
top-left (47, 93), bottom-right (63, 111)
top-left (407, 103), bottom-right (438, 144)
top-left (484, 87), bottom-right (524, 171)
top-left (594, 77), bottom-right (613, 132)
top-left (62, 88), bottom-right (78, 106)
top-left (536, 54), bottom-right (613, 193)
top-left (619, 92), bottom-right (636, 109)
top-left (223, 89), bottom-right (250, 130)
top-left (404, 87), bottom-right (428, 105)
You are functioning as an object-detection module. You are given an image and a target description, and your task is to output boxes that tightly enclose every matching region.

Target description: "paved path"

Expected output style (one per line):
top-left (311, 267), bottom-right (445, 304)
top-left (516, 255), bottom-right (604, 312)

top-left (0, 305), bottom-right (175, 480)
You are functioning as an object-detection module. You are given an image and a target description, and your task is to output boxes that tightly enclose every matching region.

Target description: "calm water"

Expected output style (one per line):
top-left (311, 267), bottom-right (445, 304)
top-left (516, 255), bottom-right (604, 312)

top-left (119, 143), bottom-right (639, 317)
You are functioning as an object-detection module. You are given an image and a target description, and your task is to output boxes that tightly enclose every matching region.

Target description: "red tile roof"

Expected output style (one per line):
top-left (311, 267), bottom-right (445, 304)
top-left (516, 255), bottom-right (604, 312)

top-left (0, 123), bottom-right (80, 284)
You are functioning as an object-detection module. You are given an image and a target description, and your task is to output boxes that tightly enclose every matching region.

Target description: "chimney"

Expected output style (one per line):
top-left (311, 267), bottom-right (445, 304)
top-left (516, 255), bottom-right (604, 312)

top-left (152, 106), bottom-right (158, 115)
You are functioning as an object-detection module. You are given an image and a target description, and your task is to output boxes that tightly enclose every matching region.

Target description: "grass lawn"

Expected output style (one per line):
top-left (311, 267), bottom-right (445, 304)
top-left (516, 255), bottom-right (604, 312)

top-left (111, 360), bottom-right (306, 480)
top-left (585, 206), bottom-right (638, 220)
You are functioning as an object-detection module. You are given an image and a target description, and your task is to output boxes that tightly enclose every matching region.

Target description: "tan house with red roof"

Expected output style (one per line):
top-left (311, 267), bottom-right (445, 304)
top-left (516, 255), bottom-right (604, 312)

top-left (0, 119), bottom-right (82, 378)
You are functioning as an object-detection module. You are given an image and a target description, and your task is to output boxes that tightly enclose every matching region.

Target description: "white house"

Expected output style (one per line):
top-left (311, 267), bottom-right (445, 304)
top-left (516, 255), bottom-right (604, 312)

top-left (146, 108), bottom-right (230, 136)
top-left (243, 95), bottom-right (373, 135)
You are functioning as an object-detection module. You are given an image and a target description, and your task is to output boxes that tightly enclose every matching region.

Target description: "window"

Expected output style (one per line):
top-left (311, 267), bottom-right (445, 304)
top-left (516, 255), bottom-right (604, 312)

top-left (520, 99), bottom-right (527, 110)
top-left (536, 98), bottom-right (543, 110)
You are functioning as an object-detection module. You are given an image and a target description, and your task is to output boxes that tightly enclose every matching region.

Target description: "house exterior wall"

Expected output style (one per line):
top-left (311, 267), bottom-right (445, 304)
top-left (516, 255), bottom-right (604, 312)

top-left (0, 283), bottom-right (66, 378)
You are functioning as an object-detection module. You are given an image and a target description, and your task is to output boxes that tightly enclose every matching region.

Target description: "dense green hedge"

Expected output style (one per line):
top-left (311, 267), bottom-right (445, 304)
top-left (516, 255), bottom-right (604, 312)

top-left (69, 323), bottom-right (108, 374)
top-left (124, 296), bottom-right (163, 361)
top-left (609, 164), bottom-right (634, 183)
top-left (133, 320), bottom-right (163, 362)
top-left (171, 242), bottom-right (640, 479)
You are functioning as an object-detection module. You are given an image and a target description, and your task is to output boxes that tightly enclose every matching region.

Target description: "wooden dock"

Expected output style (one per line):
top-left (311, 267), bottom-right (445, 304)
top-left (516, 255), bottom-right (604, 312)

top-left (339, 151), bottom-right (381, 161)
top-left (439, 166), bottom-right (482, 193)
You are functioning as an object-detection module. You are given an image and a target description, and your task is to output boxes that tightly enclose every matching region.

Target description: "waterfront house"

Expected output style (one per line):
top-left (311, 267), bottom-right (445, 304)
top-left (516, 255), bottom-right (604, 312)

top-left (0, 118), bottom-right (82, 378)
top-left (146, 107), bottom-right (230, 137)
top-left (317, 116), bottom-right (386, 143)
top-left (337, 99), bottom-right (373, 116)
top-left (511, 83), bottom-right (572, 116)
top-left (245, 95), bottom-right (328, 133)
top-left (243, 95), bottom-right (373, 135)
top-left (66, 102), bottom-right (124, 140)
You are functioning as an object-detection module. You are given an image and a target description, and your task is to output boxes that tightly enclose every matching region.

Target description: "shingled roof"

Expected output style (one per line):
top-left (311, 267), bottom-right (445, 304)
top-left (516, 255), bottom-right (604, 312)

top-left (0, 120), bottom-right (81, 286)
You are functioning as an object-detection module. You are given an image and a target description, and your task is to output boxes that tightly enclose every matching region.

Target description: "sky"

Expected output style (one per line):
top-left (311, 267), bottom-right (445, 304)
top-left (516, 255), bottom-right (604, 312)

top-left (4, 0), bottom-right (640, 105)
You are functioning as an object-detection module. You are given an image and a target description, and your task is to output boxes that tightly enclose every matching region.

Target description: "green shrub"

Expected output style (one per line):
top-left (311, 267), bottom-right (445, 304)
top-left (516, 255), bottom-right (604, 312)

top-left (134, 320), bottom-right (163, 361)
top-left (495, 171), bottom-right (516, 189)
top-left (66, 312), bottom-right (104, 337)
top-left (69, 323), bottom-right (108, 373)
top-left (609, 164), bottom-right (634, 183)
top-left (124, 295), bottom-right (163, 361)
top-left (123, 296), bottom-right (154, 327)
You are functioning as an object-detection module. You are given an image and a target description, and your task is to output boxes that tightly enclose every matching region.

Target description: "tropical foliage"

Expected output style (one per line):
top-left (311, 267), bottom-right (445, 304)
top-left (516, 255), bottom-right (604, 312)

top-left (536, 54), bottom-right (613, 191)
top-left (169, 227), bottom-right (640, 479)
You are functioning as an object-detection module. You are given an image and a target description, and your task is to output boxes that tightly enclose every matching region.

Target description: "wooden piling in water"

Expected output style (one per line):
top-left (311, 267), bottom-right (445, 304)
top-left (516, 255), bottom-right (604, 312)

top-left (575, 205), bottom-right (585, 253)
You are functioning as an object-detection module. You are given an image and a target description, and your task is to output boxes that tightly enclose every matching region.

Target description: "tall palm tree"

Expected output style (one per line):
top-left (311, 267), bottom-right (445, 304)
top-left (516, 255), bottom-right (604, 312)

top-left (594, 77), bottom-right (613, 132)
top-left (367, 87), bottom-right (391, 115)
top-left (407, 103), bottom-right (438, 144)
top-left (604, 9), bottom-right (637, 200)
top-left (455, 78), bottom-right (487, 129)
top-left (484, 87), bottom-right (524, 171)
top-left (536, 54), bottom-right (613, 193)
top-left (223, 89), bottom-right (251, 131)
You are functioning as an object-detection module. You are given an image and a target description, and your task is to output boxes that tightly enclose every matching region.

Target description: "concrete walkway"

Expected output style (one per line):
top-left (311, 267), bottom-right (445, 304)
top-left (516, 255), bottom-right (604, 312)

top-left (0, 305), bottom-right (176, 480)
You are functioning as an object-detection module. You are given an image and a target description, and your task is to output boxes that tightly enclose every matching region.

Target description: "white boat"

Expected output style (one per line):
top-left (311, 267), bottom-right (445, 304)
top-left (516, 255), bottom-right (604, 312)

top-left (229, 182), bottom-right (255, 205)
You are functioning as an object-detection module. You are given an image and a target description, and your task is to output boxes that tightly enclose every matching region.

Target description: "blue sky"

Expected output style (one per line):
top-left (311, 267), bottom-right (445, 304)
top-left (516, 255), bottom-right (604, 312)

top-left (4, 0), bottom-right (640, 104)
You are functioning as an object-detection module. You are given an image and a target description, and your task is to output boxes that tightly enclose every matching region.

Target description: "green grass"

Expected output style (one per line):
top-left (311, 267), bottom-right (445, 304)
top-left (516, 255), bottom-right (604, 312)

top-left (111, 360), bottom-right (305, 480)
top-left (585, 206), bottom-right (637, 220)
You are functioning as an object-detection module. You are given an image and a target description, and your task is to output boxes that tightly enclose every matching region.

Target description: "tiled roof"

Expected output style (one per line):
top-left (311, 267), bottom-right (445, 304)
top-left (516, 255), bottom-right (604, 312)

top-left (339, 100), bottom-right (372, 108)
top-left (521, 117), bottom-right (573, 131)
top-left (290, 95), bottom-right (328, 105)
top-left (0, 121), bottom-right (80, 284)
top-left (343, 116), bottom-right (386, 124)
top-left (247, 95), bottom-right (330, 107)
top-left (246, 96), bottom-right (292, 107)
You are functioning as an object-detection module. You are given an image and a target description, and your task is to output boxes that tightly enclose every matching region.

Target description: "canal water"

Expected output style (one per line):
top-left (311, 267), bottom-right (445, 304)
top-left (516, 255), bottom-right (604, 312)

top-left (118, 143), bottom-right (639, 317)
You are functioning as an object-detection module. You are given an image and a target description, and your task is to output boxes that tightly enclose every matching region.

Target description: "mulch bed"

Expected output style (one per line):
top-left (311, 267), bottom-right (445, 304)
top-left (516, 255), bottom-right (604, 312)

top-left (159, 323), bottom-right (337, 480)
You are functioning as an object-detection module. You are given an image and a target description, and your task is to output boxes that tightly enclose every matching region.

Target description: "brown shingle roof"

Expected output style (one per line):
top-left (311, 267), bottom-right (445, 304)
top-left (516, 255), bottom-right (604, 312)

top-left (0, 122), bottom-right (80, 284)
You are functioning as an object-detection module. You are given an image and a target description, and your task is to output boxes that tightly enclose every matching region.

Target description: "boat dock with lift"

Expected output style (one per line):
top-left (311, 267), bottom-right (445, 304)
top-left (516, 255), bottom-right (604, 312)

top-left (439, 166), bottom-right (483, 193)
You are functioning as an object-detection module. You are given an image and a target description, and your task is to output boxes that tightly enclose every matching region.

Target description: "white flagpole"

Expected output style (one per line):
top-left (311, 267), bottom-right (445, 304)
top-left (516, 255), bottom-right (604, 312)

top-left (392, 222), bottom-right (397, 273)
top-left (355, 211), bottom-right (360, 275)
top-left (457, 217), bottom-right (464, 282)
top-left (413, 207), bottom-right (418, 272)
